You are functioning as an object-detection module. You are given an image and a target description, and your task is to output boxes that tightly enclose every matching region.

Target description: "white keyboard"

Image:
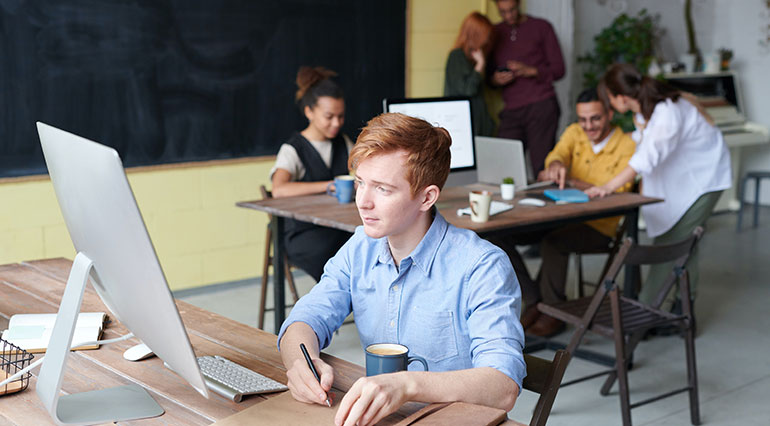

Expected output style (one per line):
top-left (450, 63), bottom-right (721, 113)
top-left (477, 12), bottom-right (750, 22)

top-left (197, 355), bottom-right (288, 402)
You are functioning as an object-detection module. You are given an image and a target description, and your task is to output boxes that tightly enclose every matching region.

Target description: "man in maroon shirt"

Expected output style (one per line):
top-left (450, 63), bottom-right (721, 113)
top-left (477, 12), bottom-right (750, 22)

top-left (491, 0), bottom-right (565, 175)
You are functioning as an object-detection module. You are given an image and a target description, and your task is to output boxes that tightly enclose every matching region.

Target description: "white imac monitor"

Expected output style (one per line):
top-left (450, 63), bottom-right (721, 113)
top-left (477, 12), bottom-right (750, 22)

top-left (383, 97), bottom-right (477, 186)
top-left (35, 122), bottom-right (208, 425)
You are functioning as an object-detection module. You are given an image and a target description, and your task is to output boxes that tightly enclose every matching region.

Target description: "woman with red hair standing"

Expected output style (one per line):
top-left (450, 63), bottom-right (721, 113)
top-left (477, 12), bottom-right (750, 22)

top-left (444, 12), bottom-right (496, 136)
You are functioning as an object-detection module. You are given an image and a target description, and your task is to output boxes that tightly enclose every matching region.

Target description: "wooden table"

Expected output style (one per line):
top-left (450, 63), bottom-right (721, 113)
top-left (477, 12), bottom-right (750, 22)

top-left (237, 185), bottom-right (661, 333)
top-left (2, 258), bottom-right (513, 425)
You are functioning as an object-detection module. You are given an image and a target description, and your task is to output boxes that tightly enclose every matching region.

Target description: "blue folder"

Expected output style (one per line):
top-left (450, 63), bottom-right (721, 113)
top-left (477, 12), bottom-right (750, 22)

top-left (543, 189), bottom-right (590, 203)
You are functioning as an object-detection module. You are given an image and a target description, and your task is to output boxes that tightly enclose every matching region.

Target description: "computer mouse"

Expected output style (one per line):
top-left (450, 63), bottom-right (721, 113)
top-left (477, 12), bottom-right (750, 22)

top-left (123, 342), bottom-right (155, 361)
top-left (518, 198), bottom-right (546, 207)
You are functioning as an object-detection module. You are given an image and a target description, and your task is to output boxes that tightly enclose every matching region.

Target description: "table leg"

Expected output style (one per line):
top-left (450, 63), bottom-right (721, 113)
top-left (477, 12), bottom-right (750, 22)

top-left (624, 208), bottom-right (639, 299)
top-left (272, 216), bottom-right (286, 335)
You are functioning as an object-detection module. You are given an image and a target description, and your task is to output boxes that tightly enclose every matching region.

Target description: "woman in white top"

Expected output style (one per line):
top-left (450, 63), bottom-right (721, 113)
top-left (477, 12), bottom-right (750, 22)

top-left (269, 66), bottom-right (353, 281)
top-left (586, 63), bottom-right (731, 311)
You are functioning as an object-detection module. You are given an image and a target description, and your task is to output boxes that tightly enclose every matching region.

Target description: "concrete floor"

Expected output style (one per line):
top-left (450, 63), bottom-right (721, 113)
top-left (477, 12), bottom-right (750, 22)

top-left (176, 208), bottom-right (770, 425)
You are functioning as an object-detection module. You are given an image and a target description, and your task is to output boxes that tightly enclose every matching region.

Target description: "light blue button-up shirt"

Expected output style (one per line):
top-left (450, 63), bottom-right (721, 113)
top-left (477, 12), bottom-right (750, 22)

top-left (277, 213), bottom-right (526, 389)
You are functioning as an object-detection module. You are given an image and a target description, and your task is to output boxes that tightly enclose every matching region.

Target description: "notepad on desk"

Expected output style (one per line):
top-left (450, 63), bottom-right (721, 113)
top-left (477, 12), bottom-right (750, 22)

top-left (456, 201), bottom-right (514, 217)
top-left (1, 312), bottom-right (107, 353)
top-left (543, 189), bottom-right (590, 203)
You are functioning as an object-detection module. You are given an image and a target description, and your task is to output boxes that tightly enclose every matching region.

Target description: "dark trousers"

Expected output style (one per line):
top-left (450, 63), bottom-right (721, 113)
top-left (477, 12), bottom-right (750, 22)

top-left (489, 223), bottom-right (610, 307)
top-left (286, 226), bottom-right (351, 282)
top-left (497, 96), bottom-right (560, 175)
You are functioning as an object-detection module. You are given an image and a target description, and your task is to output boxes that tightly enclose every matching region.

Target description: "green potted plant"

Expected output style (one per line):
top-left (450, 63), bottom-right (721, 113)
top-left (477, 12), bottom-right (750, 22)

top-left (501, 177), bottom-right (515, 200)
top-left (578, 9), bottom-right (661, 131)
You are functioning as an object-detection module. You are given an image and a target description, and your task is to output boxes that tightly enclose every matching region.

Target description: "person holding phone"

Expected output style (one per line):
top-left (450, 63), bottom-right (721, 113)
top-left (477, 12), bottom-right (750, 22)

top-left (490, 0), bottom-right (565, 174)
top-left (586, 64), bottom-right (731, 312)
top-left (444, 11), bottom-right (496, 136)
top-left (270, 66), bottom-right (354, 282)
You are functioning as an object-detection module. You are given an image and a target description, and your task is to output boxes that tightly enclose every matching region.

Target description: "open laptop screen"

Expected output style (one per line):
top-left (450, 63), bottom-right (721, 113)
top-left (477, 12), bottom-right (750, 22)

top-left (383, 97), bottom-right (475, 172)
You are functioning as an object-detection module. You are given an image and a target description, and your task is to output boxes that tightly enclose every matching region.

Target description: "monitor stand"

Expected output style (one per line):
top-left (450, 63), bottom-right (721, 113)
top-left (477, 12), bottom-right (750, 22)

top-left (36, 252), bottom-right (164, 425)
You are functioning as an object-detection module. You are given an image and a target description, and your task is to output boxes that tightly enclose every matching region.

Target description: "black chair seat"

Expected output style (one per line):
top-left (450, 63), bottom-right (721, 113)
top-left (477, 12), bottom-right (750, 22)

top-left (540, 297), bottom-right (686, 337)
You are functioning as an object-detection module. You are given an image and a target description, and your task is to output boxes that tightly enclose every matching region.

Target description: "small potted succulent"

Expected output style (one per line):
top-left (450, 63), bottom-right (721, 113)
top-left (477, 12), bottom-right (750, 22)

top-left (501, 177), bottom-right (515, 200)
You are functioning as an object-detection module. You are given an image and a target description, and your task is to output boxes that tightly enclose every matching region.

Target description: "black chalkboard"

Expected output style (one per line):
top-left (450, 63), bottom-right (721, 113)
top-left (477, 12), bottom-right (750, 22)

top-left (0, 0), bottom-right (405, 178)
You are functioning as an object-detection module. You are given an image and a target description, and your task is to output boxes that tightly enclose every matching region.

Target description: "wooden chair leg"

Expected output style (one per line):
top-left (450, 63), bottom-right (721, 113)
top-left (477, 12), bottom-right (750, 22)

top-left (258, 227), bottom-right (272, 330)
top-left (610, 292), bottom-right (632, 426)
top-left (601, 330), bottom-right (644, 396)
top-left (684, 321), bottom-right (701, 425)
top-left (284, 255), bottom-right (299, 303)
top-left (576, 254), bottom-right (585, 298)
top-left (680, 275), bottom-right (701, 425)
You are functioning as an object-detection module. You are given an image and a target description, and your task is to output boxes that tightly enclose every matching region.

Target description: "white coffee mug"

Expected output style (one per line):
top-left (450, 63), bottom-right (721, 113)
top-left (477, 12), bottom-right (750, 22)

top-left (469, 190), bottom-right (492, 223)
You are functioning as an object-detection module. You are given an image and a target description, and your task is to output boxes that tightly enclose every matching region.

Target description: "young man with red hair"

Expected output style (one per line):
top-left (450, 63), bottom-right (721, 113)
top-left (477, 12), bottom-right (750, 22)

top-left (278, 113), bottom-right (526, 426)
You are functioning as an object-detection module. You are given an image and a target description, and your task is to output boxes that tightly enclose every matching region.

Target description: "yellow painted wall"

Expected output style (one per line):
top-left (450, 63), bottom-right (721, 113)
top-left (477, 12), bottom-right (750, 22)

top-left (0, 1), bottom-right (520, 291)
top-left (0, 159), bottom-right (274, 290)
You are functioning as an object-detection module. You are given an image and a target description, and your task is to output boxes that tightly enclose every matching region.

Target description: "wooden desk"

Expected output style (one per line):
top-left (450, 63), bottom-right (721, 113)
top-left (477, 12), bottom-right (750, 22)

top-left (0, 258), bottom-right (457, 425)
top-left (237, 185), bottom-right (661, 333)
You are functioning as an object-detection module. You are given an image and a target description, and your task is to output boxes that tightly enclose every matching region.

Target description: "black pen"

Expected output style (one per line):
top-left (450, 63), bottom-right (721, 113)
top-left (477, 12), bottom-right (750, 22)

top-left (299, 343), bottom-right (331, 407)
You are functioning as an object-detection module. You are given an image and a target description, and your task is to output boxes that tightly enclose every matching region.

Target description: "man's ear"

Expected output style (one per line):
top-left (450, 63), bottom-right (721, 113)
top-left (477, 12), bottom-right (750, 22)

top-left (419, 185), bottom-right (440, 212)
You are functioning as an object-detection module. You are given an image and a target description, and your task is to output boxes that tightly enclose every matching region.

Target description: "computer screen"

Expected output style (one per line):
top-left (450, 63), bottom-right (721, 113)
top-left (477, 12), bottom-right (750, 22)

top-left (383, 97), bottom-right (476, 175)
top-left (36, 122), bottom-right (208, 423)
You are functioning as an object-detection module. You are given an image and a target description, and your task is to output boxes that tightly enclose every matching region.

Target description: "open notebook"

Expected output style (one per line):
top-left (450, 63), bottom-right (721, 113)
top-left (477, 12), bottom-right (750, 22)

top-left (456, 201), bottom-right (514, 217)
top-left (1, 312), bottom-right (107, 353)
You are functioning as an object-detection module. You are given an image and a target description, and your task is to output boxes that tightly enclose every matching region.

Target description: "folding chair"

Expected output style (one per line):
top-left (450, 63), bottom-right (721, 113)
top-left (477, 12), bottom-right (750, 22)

top-left (537, 227), bottom-right (704, 426)
top-left (573, 218), bottom-right (628, 298)
top-left (258, 185), bottom-right (299, 330)
top-left (522, 350), bottom-right (570, 426)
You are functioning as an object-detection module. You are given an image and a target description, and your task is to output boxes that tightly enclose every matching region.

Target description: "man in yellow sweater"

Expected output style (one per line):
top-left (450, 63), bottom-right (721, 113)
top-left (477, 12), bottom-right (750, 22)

top-left (521, 87), bottom-right (636, 336)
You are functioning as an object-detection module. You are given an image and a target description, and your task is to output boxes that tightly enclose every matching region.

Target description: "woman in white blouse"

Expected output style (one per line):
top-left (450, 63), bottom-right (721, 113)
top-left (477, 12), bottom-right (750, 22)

top-left (586, 63), bottom-right (731, 311)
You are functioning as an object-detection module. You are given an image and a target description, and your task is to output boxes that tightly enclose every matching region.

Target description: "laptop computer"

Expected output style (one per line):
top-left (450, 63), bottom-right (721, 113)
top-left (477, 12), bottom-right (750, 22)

top-left (474, 136), bottom-right (552, 190)
top-left (475, 136), bottom-right (527, 187)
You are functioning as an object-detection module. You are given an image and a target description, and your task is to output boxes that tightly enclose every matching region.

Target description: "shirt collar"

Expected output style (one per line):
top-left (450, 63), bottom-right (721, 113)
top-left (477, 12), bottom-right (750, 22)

top-left (583, 126), bottom-right (621, 154)
top-left (372, 212), bottom-right (448, 277)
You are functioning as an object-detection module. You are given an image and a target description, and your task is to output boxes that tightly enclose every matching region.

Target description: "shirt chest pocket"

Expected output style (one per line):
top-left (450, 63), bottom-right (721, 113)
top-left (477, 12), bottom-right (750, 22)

top-left (403, 309), bottom-right (459, 364)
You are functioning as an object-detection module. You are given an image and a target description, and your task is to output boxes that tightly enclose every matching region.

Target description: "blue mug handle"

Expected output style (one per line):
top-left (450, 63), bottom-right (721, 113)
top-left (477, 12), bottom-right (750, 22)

top-left (407, 355), bottom-right (428, 371)
top-left (326, 181), bottom-right (336, 197)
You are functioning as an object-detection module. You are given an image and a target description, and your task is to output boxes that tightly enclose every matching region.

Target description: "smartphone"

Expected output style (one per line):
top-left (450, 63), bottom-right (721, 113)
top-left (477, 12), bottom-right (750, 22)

top-left (496, 66), bottom-right (511, 73)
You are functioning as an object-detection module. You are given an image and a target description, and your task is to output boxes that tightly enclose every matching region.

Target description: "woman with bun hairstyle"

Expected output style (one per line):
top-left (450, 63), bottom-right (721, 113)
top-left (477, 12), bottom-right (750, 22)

top-left (270, 66), bottom-right (353, 282)
top-left (444, 11), bottom-right (496, 136)
top-left (586, 63), bottom-right (731, 311)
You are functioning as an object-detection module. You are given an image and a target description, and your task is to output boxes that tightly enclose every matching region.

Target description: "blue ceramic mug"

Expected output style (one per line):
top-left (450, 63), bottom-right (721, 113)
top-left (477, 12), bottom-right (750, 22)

top-left (365, 343), bottom-right (428, 376)
top-left (326, 175), bottom-right (355, 203)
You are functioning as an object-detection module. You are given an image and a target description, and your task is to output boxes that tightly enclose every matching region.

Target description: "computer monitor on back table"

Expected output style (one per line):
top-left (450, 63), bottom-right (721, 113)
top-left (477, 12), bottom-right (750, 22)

top-left (383, 97), bottom-right (477, 186)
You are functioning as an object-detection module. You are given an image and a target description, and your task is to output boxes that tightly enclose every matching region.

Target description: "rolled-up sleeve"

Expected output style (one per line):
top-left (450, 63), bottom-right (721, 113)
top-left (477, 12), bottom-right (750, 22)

top-left (628, 101), bottom-right (682, 175)
top-left (277, 239), bottom-right (354, 350)
top-left (464, 249), bottom-right (527, 390)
